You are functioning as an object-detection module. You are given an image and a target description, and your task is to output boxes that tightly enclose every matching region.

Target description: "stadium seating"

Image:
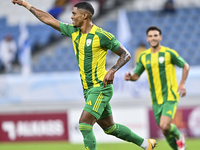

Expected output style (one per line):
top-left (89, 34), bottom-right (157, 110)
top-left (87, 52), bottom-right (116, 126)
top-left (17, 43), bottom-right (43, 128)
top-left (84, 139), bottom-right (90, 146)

top-left (31, 7), bottom-right (200, 72)
top-left (104, 7), bottom-right (200, 67)
top-left (1, 5), bottom-right (200, 73)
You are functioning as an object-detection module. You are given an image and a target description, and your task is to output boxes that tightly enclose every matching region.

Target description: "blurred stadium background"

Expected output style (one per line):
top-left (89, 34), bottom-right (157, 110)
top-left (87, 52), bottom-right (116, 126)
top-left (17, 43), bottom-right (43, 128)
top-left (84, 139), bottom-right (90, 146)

top-left (0, 0), bottom-right (200, 149)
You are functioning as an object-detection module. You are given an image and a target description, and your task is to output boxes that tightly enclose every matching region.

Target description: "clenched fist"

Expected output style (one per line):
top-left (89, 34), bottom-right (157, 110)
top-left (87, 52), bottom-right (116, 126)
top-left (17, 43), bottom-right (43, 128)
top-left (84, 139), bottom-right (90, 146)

top-left (12, 0), bottom-right (24, 5)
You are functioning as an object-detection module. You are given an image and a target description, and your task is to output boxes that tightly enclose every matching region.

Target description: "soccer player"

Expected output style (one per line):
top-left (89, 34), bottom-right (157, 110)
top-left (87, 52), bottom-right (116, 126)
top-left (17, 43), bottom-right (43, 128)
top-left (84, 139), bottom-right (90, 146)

top-left (124, 26), bottom-right (189, 150)
top-left (12, 0), bottom-right (157, 150)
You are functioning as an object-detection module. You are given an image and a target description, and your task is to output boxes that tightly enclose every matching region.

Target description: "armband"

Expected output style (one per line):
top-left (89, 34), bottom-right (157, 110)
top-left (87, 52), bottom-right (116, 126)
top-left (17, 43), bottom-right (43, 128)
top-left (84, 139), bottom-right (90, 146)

top-left (22, 0), bottom-right (32, 10)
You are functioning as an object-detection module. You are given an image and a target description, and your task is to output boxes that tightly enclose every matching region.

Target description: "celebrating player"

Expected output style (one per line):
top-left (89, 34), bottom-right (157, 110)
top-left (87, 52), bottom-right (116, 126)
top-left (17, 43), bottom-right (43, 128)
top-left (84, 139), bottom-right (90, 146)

top-left (12, 0), bottom-right (157, 150)
top-left (124, 26), bottom-right (189, 150)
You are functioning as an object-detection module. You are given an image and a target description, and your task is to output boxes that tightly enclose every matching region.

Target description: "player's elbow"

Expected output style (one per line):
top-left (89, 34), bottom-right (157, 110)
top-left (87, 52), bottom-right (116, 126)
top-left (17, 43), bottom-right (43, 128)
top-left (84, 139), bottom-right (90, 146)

top-left (126, 51), bottom-right (131, 62)
top-left (185, 62), bottom-right (190, 71)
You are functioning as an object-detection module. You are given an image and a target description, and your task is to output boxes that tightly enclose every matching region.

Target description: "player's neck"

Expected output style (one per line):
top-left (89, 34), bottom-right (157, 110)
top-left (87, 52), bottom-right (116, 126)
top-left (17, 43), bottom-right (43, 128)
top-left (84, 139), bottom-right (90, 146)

top-left (80, 21), bottom-right (93, 34)
top-left (151, 45), bottom-right (161, 53)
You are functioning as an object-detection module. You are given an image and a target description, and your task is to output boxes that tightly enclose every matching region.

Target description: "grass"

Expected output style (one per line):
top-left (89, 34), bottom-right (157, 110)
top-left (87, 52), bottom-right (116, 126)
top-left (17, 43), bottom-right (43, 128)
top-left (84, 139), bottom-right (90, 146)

top-left (0, 138), bottom-right (199, 150)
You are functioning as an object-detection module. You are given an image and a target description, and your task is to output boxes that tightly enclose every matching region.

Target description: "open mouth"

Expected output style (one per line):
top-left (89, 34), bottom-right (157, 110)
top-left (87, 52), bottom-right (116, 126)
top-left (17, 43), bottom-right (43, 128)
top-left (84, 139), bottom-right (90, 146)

top-left (151, 41), bottom-right (157, 44)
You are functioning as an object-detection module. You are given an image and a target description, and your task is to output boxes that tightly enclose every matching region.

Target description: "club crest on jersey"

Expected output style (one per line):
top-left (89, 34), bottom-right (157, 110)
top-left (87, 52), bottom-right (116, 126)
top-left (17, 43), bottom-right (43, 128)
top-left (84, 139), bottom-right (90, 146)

top-left (159, 57), bottom-right (165, 64)
top-left (86, 39), bottom-right (92, 46)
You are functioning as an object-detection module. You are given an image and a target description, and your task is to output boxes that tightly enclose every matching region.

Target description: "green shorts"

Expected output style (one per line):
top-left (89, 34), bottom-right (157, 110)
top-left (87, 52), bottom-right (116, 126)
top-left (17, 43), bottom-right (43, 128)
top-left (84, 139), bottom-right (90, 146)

top-left (152, 100), bottom-right (177, 126)
top-left (83, 84), bottom-right (113, 120)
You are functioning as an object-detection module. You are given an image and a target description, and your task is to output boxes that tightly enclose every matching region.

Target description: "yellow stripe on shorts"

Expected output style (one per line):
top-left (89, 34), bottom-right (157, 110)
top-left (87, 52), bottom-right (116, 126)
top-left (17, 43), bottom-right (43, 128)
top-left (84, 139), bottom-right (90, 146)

top-left (172, 103), bottom-right (177, 119)
top-left (93, 92), bottom-right (103, 112)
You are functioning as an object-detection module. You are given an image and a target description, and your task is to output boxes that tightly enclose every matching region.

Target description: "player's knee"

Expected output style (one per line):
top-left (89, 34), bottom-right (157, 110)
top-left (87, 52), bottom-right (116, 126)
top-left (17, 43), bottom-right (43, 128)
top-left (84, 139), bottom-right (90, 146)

top-left (104, 123), bottom-right (116, 135)
top-left (79, 117), bottom-right (85, 124)
top-left (79, 123), bottom-right (93, 133)
top-left (79, 111), bottom-right (96, 125)
top-left (160, 123), bottom-right (170, 133)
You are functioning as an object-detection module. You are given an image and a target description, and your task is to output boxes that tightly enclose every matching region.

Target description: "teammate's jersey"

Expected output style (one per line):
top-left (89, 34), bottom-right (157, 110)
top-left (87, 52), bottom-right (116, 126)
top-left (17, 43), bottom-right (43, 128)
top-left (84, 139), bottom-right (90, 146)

top-left (60, 22), bottom-right (120, 90)
top-left (134, 46), bottom-right (185, 105)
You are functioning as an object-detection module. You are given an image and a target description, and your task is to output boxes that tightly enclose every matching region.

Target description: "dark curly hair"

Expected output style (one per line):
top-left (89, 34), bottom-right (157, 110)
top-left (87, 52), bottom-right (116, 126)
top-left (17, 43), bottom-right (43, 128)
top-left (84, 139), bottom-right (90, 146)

top-left (146, 26), bottom-right (162, 35)
top-left (74, 2), bottom-right (94, 15)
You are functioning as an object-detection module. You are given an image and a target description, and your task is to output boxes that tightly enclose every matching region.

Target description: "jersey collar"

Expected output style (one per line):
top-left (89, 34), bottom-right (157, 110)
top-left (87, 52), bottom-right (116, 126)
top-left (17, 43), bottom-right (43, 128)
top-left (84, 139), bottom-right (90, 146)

top-left (89, 24), bottom-right (97, 35)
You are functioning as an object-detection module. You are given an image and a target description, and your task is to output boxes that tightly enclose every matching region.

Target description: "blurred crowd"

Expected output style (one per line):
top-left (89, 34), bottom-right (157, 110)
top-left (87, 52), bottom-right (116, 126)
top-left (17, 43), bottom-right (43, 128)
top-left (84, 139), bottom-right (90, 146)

top-left (1, 0), bottom-right (199, 74)
top-left (48, 0), bottom-right (123, 19)
top-left (0, 35), bottom-right (17, 73)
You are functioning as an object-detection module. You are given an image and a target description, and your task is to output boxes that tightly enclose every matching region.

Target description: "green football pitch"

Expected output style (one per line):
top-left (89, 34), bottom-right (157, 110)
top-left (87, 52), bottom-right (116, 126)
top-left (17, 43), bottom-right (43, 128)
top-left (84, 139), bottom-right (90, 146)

top-left (0, 138), bottom-right (199, 150)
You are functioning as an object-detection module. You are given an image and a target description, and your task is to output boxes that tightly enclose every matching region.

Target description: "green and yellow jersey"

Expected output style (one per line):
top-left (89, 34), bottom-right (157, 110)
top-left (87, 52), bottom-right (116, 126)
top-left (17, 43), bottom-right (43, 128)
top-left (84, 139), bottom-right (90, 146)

top-left (60, 22), bottom-right (120, 90)
top-left (134, 46), bottom-right (185, 105)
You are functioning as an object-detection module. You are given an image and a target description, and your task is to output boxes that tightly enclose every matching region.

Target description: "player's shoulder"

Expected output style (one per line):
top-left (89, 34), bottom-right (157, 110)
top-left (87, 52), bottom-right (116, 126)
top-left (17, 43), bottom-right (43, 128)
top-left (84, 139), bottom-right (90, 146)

top-left (95, 26), bottom-right (115, 40)
top-left (141, 48), bottom-right (150, 55)
top-left (162, 46), bottom-right (176, 52)
top-left (60, 22), bottom-right (73, 27)
top-left (138, 48), bottom-right (150, 61)
top-left (60, 22), bottom-right (79, 31)
top-left (162, 46), bottom-right (179, 56)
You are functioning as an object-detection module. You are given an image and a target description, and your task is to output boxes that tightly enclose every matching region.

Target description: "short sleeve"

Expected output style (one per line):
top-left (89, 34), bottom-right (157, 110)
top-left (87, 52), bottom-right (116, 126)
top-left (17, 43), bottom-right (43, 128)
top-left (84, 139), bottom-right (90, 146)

top-left (99, 30), bottom-right (120, 52)
top-left (168, 49), bottom-right (186, 68)
top-left (59, 22), bottom-right (78, 38)
top-left (133, 54), bottom-right (145, 76)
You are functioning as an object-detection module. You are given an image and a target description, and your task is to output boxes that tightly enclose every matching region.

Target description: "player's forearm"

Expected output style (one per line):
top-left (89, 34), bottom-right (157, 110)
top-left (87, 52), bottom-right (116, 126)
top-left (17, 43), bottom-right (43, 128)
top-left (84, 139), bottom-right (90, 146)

top-left (112, 44), bottom-right (131, 71)
top-left (180, 62), bottom-right (190, 84)
top-left (12, 0), bottom-right (59, 28)
top-left (30, 7), bottom-right (55, 26)
top-left (130, 73), bottom-right (139, 81)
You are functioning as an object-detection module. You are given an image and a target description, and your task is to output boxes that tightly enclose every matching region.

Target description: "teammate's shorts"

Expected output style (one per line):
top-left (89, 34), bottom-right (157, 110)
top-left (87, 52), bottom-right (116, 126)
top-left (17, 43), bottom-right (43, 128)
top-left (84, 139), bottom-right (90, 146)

top-left (152, 100), bottom-right (178, 126)
top-left (83, 84), bottom-right (113, 120)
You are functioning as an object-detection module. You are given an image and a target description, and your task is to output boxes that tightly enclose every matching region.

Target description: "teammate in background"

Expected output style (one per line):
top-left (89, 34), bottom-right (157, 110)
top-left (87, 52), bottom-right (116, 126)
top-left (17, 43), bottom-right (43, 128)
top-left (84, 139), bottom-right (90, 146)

top-left (124, 26), bottom-right (189, 150)
top-left (12, 1), bottom-right (157, 150)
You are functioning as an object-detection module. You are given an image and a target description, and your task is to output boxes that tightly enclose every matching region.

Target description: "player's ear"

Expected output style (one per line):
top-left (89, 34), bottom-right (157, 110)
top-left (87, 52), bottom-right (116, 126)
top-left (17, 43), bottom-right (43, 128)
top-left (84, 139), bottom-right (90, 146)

top-left (160, 35), bottom-right (163, 41)
top-left (146, 36), bottom-right (149, 42)
top-left (83, 13), bottom-right (88, 20)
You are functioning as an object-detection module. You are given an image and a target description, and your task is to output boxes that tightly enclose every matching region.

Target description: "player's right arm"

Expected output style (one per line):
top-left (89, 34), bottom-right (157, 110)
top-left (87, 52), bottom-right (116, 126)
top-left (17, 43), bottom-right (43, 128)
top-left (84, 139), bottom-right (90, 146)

top-left (124, 52), bottom-right (145, 82)
top-left (12, 0), bottom-right (61, 32)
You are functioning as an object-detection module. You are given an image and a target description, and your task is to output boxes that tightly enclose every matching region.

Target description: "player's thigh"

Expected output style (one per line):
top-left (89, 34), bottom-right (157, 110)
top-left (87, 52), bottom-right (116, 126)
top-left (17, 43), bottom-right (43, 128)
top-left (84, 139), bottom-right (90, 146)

top-left (83, 84), bottom-right (113, 120)
top-left (152, 104), bottom-right (162, 126)
top-left (79, 110), bottom-right (97, 125)
top-left (152, 101), bottom-right (177, 126)
top-left (160, 115), bottom-right (172, 129)
top-left (160, 101), bottom-right (177, 127)
top-left (162, 101), bottom-right (178, 119)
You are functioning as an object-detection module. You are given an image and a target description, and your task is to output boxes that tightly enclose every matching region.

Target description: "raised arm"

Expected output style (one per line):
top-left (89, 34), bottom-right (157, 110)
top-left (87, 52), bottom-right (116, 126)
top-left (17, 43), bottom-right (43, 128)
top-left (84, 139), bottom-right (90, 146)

top-left (12, 0), bottom-right (61, 31)
top-left (103, 44), bottom-right (131, 87)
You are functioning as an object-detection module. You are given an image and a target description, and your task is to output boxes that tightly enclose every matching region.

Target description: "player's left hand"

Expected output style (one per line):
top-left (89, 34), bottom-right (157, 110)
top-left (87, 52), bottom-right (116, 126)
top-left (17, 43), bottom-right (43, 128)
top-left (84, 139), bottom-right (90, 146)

top-left (103, 68), bottom-right (116, 88)
top-left (177, 83), bottom-right (186, 97)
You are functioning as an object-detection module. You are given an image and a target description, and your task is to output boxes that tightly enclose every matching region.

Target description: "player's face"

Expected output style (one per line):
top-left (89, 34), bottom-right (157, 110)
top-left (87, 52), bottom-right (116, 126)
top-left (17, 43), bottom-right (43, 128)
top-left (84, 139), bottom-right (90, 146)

top-left (146, 30), bottom-right (162, 48)
top-left (71, 7), bottom-right (84, 28)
